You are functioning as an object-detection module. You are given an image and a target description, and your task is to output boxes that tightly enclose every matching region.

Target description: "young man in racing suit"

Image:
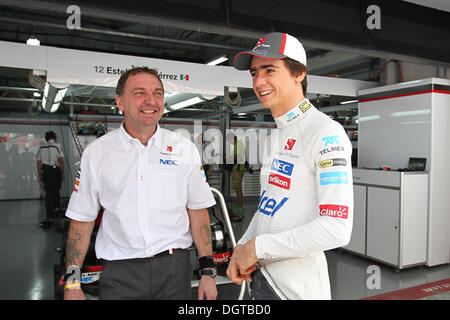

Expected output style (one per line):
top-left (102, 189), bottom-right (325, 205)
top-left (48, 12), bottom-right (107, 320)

top-left (226, 32), bottom-right (353, 300)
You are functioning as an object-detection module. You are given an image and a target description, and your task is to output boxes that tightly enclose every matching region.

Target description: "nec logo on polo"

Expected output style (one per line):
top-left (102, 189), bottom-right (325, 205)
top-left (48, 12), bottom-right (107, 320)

top-left (160, 159), bottom-right (178, 166)
top-left (258, 190), bottom-right (288, 217)
top-left (271, 159), bottom-right (294, 176)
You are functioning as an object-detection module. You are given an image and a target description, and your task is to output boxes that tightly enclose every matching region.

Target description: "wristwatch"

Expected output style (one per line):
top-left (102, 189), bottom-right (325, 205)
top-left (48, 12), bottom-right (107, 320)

top-left (198, 255), bottom-right (216, 269)
top-left (199, 267), bottom-right (217, 278)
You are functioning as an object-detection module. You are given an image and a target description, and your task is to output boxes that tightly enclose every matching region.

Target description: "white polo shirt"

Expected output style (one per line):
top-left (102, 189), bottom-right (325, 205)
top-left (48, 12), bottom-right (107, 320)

top-left (65, 123), bottom-right (216, 260)
top-left (36, 139), bottom-right (64, 167)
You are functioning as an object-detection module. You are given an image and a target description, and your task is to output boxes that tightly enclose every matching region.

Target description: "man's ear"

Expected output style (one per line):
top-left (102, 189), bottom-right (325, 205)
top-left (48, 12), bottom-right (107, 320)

top-left (296, 71), bottom-right (306, 85)
top-left (116, 95), bottom-right (124, 113)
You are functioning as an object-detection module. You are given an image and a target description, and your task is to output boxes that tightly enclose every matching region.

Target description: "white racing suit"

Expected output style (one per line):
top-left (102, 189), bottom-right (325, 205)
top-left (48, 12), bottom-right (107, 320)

top-left (238, 99), bottom-right (353, 300)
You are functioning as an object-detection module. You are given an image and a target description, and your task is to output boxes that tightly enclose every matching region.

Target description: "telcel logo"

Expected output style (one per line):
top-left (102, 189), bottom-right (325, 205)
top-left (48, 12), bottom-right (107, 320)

top-left (258, 190), bottom-right (288, 217)
top-left (160, 159), bottom-right (178, 166)
top-left (319, 204), bottom-right (349, 219)
top-left (271, 159), bottom-right (294, 176)
top-left (323, 135), bottom-right (339, 146)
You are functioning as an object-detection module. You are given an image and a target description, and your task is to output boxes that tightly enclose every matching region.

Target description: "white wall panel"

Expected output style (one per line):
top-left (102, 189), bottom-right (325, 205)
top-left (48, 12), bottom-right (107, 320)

top-left (358, 94), bottom-right (431, 170)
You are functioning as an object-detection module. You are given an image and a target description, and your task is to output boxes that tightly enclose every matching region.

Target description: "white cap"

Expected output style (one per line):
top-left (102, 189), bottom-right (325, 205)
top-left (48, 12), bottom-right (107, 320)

top-left (233, 32), bottom-right (307, 70)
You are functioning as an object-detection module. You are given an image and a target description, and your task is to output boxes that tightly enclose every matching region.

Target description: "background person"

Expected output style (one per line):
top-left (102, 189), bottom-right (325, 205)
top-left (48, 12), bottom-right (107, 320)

top-left (226, 32), bottom-right (354, 300)
top-left (36, 130), bottom-right (64, 227)
top-left (63, 67), bottom-right (217, 300)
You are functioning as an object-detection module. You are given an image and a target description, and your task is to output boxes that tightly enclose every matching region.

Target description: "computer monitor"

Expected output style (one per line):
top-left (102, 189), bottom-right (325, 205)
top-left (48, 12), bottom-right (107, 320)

top-left (408, 157), bottom-right (427, 171)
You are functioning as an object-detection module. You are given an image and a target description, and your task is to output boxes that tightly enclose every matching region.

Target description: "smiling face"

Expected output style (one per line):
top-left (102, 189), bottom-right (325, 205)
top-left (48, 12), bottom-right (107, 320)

top-left (116, 72), bottom-right (164, 139)
top-left (250, 56), bottom-right (305, 118)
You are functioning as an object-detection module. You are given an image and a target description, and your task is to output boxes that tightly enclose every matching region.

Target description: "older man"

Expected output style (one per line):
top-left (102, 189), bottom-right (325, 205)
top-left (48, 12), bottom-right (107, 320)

top-left (63, 67), bottom-right (217, 300)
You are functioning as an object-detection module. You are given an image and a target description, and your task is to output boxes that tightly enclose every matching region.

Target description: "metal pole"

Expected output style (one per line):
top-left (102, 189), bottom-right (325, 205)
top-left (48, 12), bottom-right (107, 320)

top-left (219, 100), bottom-right (231, 208)
top-left (210, 187), bottom-right (246, 300)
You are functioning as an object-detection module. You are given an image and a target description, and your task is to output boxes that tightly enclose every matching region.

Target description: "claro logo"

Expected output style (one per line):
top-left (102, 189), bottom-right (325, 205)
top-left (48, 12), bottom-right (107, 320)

top-left (319, 204), bottom-right (349, 219)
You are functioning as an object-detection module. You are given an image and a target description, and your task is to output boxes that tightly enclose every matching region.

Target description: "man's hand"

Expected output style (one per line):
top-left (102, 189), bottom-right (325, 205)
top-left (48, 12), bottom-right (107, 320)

top-left (197, 275), bottom-right (218, 300)
top-left (63, 286), bottom-right (86, 300)
top-left (226, 239), bottom-right (258, 285)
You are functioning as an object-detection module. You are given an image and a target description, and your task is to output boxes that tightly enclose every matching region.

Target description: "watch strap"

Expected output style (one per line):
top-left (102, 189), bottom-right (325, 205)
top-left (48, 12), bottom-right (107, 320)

top-left (198, 255), bottom-right (216, 269)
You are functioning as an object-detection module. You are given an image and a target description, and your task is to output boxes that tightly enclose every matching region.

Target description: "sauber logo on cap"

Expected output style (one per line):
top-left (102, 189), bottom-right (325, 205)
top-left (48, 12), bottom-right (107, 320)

top-left (319, 204), bottom-right (349, 219)
top-left (255, 36), bottom-right (267, 47)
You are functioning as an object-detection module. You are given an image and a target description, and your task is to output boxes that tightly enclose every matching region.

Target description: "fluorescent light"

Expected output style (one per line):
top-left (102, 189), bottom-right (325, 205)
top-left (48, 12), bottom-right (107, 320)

top-left (166, 97), bottom-right (203, 113)
top-left (390, 109), bottom-right (430, 117)
top-left (237, 113), bottom-right (247, 116)
top-left (340, 100), bottom-right (358, 105)
top-left (54, 88), bottom-right (68, 104)
top-left (359, 115), bottom-right (380, 122)
top-left (164, 91), bottom-right (180, 98)
top-left (42, 82), bottom-right (66, 113)
top-left (206, 56), bottom-right (228, 66)
top-left (50, 103), bottom-right (60, 113)
top-left (26, 37), bottom-right (40, 46)
top-left (44, 82), bottom-right (50, 97)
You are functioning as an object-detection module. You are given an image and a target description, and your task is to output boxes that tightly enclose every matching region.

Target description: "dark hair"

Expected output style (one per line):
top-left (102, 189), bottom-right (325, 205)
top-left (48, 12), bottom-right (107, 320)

top-left (116, 67), bottom-right (164, 96)
top-left (283, 58), bottom-right (308, 95)
top-left (45, 131), bottom-right (57, 141)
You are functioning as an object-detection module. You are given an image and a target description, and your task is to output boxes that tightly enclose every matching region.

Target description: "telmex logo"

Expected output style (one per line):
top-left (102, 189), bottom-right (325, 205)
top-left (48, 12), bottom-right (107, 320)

top-left (323, 135), bottom-right (339, 146)
top-left (319, 146), bottom-right (345, 156)
top-left (160, 159), bottom-right (178, 166)
top-left (271, 159), bottom-right (294, 176)
top-left (258, 190), bottom-right (289, 217)
top-left (268, 173), bottom-right (290, 190)
top-left (318, 158), bottom-right (347, 168)
top-left (319, 204), bottom-right (349, 219)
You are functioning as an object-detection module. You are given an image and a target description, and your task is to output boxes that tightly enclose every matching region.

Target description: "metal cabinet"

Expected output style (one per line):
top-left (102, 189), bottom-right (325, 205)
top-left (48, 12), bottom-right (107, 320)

top-left (344, 169), bottom-right (428, 269)
top-left (366, 187), bottom-right (400, 266)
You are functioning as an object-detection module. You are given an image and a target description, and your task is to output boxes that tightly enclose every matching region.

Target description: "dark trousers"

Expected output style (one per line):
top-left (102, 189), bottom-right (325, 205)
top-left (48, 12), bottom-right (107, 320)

top-left (250, 269), bottom-right (282, 300)
top-left (99, 249), bottom-right (192, 300)
top-left (42, 165), bottom-right (62, 219)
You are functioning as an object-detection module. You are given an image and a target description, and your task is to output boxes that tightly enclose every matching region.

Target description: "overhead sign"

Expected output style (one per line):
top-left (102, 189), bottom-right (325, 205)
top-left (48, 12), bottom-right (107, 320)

top-left (0, 40), bottom-right (376, 96)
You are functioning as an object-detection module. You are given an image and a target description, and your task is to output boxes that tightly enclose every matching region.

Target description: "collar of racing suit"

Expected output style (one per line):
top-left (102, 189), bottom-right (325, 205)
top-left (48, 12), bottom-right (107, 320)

top-left (274, 98), bottom-right (313, 129)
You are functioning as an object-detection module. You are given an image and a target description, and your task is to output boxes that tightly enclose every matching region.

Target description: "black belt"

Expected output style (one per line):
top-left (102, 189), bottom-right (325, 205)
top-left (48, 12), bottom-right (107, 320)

top-left (154, 248), bottom-right (183, 257)
top-left (102, 249), bottom-right (184, 264)
top-left (42, 164), bottom-right (59, 169)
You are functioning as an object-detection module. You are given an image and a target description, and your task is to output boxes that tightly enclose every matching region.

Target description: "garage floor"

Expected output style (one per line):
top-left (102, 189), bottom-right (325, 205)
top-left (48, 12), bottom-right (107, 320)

top-left (0, 198), bottom-right (449, 300)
